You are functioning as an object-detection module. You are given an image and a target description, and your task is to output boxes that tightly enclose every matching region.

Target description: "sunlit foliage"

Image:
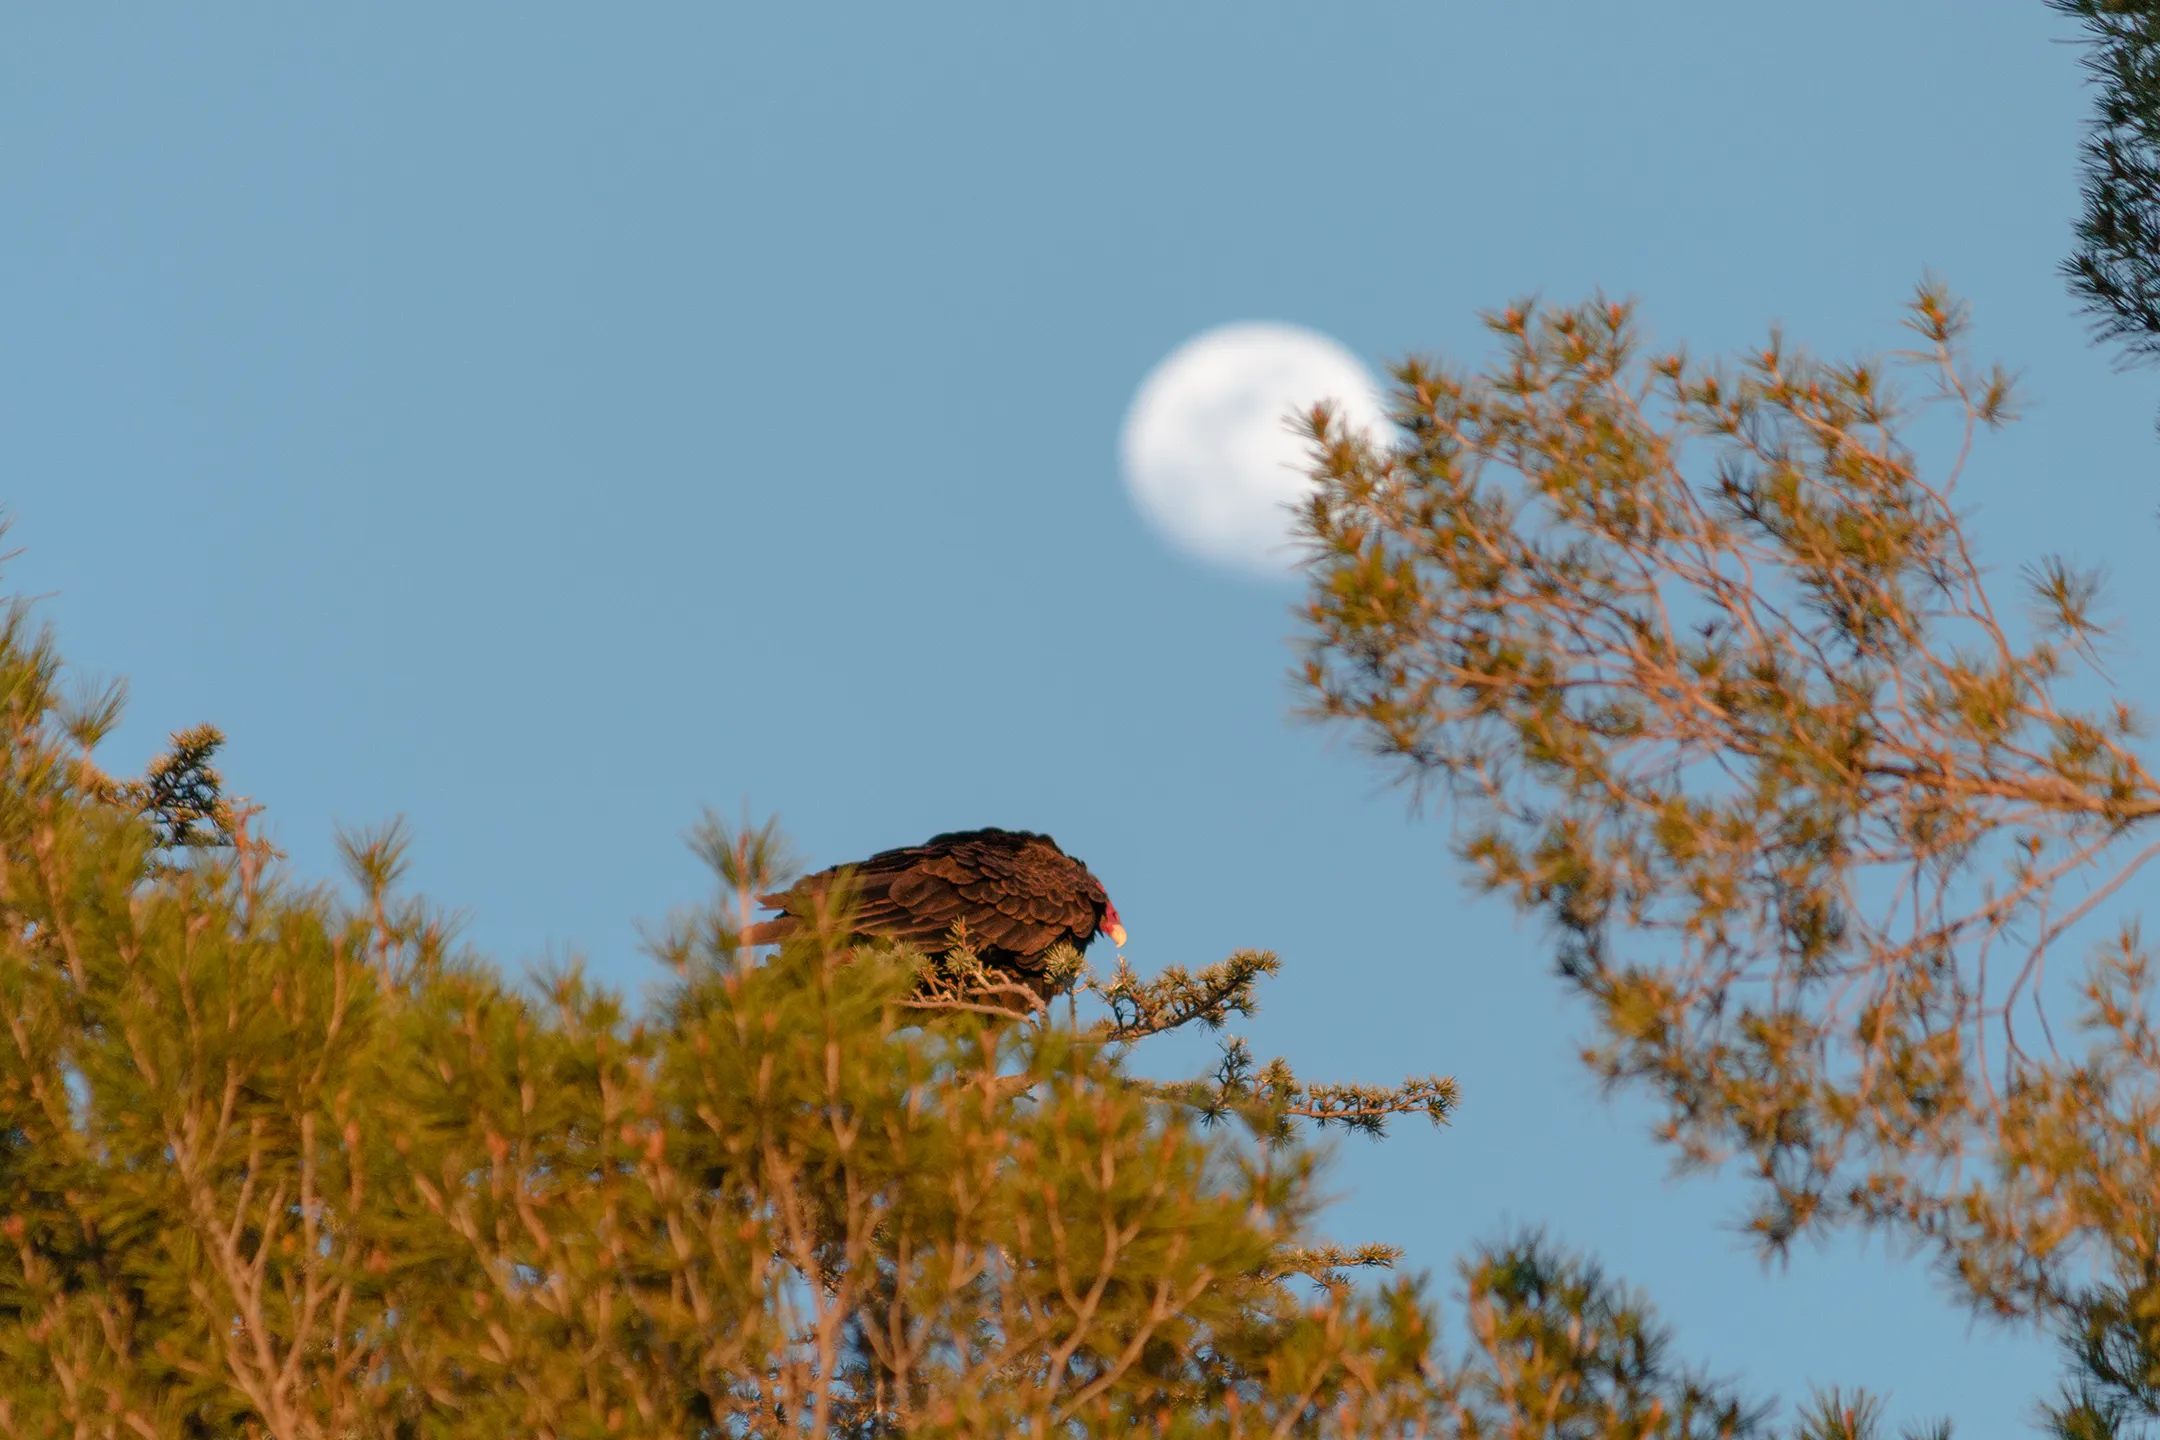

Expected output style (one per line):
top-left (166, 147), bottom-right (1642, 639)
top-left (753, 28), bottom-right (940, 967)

top-left (0, 581), bottom-right (1928, 1434)
top-left (1296, 284), bottom-right (2160, 1434)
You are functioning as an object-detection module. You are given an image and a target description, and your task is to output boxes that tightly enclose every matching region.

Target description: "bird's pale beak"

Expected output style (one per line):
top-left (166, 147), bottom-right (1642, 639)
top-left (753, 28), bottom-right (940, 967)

top-left (1108, 921), bottom-right (1127, 948)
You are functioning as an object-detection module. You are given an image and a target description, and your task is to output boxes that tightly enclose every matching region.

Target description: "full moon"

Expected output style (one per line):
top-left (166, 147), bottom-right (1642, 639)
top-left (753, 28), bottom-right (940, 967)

top-left (1120, 322), bottom-right (1388, 577)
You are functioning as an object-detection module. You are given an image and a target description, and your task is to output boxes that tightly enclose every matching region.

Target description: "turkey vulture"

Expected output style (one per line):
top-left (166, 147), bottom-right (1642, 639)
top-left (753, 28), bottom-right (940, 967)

top-left (742, 828), bottom-right (1125, 992)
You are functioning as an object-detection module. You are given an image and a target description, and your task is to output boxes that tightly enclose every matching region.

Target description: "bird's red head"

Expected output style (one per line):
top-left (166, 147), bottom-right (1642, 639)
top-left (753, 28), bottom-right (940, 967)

top-left (1100, 900), bottom-right (1126, 949)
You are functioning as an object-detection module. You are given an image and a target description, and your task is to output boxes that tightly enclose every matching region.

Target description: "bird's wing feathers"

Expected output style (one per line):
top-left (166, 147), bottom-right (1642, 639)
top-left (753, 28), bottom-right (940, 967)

top-left (755, 830), bottom-right (1105, 968)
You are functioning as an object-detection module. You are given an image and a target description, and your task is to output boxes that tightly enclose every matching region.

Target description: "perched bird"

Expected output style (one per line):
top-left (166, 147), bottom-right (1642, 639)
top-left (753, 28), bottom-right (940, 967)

top-left (742, 828), bottom-right (1125, 994)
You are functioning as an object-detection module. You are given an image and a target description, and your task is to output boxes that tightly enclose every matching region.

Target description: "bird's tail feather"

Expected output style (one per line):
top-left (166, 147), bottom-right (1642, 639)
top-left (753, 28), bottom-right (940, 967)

top-left (740, 916), bottom-right (797, 946)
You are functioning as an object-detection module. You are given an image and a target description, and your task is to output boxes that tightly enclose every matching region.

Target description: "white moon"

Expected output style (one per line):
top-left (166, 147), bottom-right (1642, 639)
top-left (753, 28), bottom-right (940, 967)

top-left (1120, 323), bottom-right (1389, 577)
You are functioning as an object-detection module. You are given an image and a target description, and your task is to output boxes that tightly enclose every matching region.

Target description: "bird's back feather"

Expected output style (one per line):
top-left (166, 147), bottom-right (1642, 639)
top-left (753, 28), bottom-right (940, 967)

top-left (745, 828), bottom-right (1109, 978)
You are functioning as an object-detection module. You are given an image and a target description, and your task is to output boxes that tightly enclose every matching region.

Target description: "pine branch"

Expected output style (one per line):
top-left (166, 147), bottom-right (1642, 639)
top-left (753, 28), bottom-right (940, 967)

top-left (1272, 1242), bottom-right (1405, 1285)
top-left (88, 723), bottom-right (242, 854)
top-left (1083, 949), bottom-right (1277, 1043)
top-left (2051, 1), bottom-right (2160, 367)
top-left (1139, 1035), bottom-right (1459, 1141)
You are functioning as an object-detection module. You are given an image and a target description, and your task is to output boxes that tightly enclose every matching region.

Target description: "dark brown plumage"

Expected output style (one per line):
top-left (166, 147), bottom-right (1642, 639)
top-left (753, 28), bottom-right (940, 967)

top-left (741, 828), bottom-right (1125, 990)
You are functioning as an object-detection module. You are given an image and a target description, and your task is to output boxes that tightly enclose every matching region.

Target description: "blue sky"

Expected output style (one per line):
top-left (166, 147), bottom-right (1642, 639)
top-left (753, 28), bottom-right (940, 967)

top-left (3, 4), bottom-right (2145, 1427)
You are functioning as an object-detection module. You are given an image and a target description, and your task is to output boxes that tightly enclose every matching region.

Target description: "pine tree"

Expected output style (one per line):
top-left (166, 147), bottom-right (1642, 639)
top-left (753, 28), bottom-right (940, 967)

top-left (2049, 1), bottom-right (2160, 372)
top-left (0, 562), bottom-right (1920, 1434)
top-left (1293, 281), bottom-right (2160, 1434)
